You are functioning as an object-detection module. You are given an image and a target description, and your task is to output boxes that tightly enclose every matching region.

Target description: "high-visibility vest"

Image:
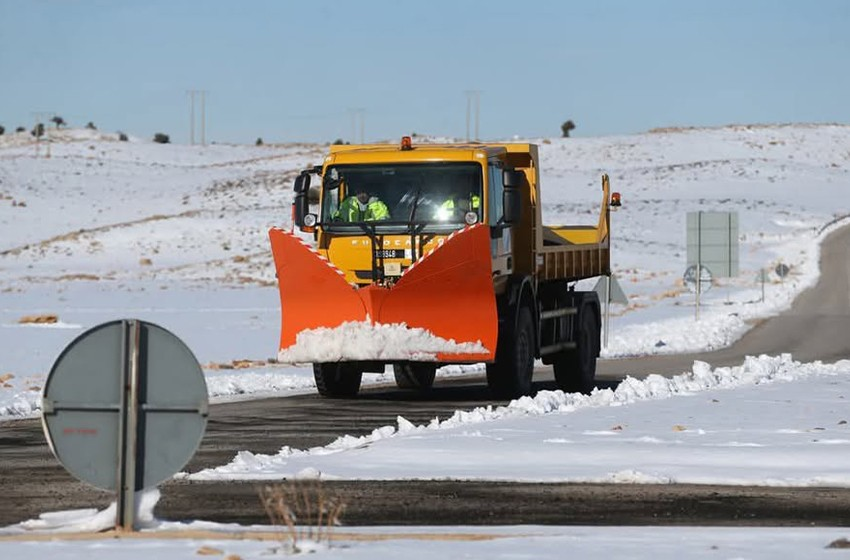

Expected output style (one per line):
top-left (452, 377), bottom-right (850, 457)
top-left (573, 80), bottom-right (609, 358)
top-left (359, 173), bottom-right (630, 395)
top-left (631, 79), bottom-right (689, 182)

top-left (437, 195), bottom-right (480, 218)
top-left (365, 198), bottom-right (390, 221)
top-left (334, 196), bottom-right (363, 222)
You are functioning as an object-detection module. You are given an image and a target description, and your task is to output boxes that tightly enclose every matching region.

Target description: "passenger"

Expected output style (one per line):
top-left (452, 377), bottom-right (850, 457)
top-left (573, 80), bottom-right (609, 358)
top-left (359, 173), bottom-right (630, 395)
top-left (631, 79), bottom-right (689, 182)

top-left (364, 195), bottom-right (390, 221)
top-left (435, 193), bottom-right (480, 221)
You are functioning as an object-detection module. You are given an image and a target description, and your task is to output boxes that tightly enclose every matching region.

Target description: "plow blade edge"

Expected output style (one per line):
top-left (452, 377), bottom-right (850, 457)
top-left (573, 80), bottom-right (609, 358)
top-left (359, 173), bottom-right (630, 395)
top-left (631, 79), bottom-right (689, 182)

top-left (268, 225), bottom-right (497, 362)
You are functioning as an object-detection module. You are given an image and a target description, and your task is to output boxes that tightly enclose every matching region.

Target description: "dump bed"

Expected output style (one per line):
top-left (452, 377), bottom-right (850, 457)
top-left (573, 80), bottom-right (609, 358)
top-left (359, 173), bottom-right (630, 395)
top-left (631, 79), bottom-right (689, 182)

top-left (503, 144), bottom-right (611, 283)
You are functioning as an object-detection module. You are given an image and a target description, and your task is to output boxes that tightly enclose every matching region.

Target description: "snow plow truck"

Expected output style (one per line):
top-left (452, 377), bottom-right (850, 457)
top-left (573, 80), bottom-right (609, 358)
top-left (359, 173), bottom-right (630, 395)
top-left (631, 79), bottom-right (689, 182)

top-left (269, 136), bottom-right (619, 398)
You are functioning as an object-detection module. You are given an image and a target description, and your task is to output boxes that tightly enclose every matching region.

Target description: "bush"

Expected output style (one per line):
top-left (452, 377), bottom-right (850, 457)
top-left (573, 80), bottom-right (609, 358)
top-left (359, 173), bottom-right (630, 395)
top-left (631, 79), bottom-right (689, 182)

top-left (15, 126), bottom-right (25, 133)
top-left (332, 138), bottom-right (345, 145)
top-left (85, 122), bottom-right (97, 130)
top-left (31, 123), bottom-right (45, 137)
top-left (0, 125), bottom-right (4, 136)
top-left (51, 116), bottom-right (66, 128)
top-left (561, 120), bottom-right (576, 138)
top-left (255, 137), bottom-right (264, 146)
top-left (153, 132), bottom-right (170, 144)
top-left (117, 131), bottom-right (129, 141)
top-left (259, 481), bottom-right (345, 554)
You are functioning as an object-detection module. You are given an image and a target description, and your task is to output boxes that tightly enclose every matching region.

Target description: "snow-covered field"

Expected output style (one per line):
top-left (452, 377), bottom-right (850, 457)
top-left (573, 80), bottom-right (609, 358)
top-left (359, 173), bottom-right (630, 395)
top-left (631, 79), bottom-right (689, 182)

top-left (2, 124), bottom-right (848, 418)
top-left (2, 125), bottom-right (850, 555)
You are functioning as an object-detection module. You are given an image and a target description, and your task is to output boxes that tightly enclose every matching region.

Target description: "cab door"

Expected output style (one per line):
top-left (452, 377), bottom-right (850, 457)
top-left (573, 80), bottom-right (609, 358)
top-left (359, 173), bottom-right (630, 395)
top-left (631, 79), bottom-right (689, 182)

top-left (488, 161), bottom-right (512, 275)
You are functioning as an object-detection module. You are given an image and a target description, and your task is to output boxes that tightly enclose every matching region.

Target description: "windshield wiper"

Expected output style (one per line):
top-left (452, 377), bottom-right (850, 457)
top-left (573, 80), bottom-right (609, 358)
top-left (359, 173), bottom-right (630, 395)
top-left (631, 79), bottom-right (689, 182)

top-left (406, 188), bottom-right (428, 262)
top-left (408, 187), bottom-right (422, 224)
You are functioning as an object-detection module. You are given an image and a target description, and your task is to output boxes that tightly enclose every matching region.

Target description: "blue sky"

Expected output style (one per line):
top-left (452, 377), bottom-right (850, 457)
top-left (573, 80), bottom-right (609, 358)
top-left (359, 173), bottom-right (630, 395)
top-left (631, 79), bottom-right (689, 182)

top-left (1, 1), bottom-right (848, 144)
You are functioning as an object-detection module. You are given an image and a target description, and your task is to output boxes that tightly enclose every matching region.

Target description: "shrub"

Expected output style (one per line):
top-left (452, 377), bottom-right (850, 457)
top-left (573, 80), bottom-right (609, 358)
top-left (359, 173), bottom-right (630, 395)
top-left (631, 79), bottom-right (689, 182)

top-left (255, 137), bottom-right (264, 146)
top-left (117, 131), bottom-right (129, 141)
top-left (332, 138), bottom-right (345, 145)
top-left (31, 123), bottom-right (45, 137)
top-left (0, 125), bottom-right (4, 136)
top-left (258, 481), bottom-right (345, 554)
top-left (51, 116), bottom-right (66, 128)
top-left (85, 122), bottom-right (97, 130)
top-left (15, 126), bottom-right (25, 133)
top-left (153, 132), bottom-right (170, 144)
top-left (561, 120), bottom-right (576, 138)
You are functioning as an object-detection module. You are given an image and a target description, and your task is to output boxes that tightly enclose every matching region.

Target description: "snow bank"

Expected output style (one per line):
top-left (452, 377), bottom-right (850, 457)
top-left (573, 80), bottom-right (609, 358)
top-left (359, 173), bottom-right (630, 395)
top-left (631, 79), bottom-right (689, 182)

top-left (190, 354), bottom-right (848, 480)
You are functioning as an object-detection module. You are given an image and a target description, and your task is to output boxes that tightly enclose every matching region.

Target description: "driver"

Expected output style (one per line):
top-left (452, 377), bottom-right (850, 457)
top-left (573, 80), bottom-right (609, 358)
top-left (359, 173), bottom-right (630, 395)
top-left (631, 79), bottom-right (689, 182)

top-left (335, 189), bottom-right (390, 222)
top-left (335, 189), bottom-right (370, 222)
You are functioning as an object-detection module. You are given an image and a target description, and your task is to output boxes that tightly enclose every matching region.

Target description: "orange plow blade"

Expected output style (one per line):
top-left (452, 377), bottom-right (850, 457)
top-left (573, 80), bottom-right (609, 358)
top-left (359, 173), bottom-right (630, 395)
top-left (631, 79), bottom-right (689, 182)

top-left (268, 225), bottom-right (497, 363)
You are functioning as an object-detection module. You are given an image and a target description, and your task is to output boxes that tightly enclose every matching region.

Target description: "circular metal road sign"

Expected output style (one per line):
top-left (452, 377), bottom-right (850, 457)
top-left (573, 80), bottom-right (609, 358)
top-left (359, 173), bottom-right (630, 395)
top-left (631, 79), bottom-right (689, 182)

top-left (684, 264), bottom-right (713, 294)
top-left (41, 320), bottom-right (208, 492)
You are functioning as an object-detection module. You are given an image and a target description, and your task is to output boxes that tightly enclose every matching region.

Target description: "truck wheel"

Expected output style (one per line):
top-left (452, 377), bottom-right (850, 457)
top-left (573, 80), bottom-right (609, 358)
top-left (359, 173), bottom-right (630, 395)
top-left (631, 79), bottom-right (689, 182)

top-left (313, 363), bottom-right (362, 398)
top-left (486, 305), bottom-right (535, 399)
top-left (393, 362), bottom-right (437, 391)
top-left (553, 307), bottom-right (599, 394)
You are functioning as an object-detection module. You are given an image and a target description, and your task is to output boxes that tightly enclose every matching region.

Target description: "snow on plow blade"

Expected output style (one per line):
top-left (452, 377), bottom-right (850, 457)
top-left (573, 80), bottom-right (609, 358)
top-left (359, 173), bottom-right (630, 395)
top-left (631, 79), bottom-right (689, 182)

top-left (268, 224), bottom-right (497, 363)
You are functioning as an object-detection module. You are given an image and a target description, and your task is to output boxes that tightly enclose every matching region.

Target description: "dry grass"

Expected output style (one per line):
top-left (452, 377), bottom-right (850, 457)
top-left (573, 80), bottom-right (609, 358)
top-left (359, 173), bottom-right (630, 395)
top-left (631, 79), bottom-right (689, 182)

top-left (18, 314), bottom-right (58, 324)
top-left (258, 480), bottom-right (346, 554)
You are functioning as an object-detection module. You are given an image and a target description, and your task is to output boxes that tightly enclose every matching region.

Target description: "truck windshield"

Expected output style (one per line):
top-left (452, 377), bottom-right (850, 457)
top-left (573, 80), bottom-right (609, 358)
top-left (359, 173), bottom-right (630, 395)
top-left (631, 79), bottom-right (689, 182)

top-left (321, 162), bottom-right (483, 232)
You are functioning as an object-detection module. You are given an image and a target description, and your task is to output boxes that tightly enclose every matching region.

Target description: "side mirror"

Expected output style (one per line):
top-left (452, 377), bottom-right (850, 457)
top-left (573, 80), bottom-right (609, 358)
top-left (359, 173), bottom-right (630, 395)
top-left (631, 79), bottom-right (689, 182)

top-left (502, 169), bottom-right (523, 189)
top-left (502, 187), bottom-right (521, 225)
top-left (292, 172), bottom-right (311, 228)
top-left (294, 173), bottom-right (311, 194)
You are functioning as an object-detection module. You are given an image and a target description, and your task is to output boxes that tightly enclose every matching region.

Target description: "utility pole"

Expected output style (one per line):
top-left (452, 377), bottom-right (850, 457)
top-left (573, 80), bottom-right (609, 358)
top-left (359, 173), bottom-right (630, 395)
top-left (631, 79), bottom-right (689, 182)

top-left (31, 111), bottom-right (55, 158)
top-left (347, 108), bottom-right (365, 143)
top-left (187, 89), bottom-right (208, 146)
top-left (187, 90), bottom-right (196, 145)
top-left (464, 90), bottom-right (481, 141)
top-left (200, 90), bottom-right (206, 146)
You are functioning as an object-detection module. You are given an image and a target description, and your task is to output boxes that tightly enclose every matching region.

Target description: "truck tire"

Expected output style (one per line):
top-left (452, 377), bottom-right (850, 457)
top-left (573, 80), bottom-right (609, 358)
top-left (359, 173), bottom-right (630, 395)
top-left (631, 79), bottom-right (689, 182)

top-left (486, 305), bottom-right (535, 399)
top-left (313, 363), bottom-right (362, 398)
top-left (393, 362), bottom-right (437, 391)
top-left (553, 305), bottom-right (599, 394)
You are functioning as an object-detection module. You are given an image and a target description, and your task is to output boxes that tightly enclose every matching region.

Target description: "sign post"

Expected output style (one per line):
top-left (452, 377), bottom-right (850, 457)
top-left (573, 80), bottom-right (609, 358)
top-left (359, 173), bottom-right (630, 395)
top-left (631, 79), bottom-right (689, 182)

top-left (593, 274), bottom-right (628, 348)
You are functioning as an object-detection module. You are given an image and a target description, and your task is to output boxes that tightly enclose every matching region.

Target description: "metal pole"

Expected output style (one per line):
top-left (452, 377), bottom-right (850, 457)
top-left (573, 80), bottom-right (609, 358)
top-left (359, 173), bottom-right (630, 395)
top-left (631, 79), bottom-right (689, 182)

top-left (116, 320), bottom-right (140, 531)
top-left (761, 269), bottom-right (765, 302)
top-left (475, 91), bottom-right (481, 142)
top-left (200, 91), bottom-right (206, 147)
top-left (188, 91), bottom-right (195, 146)
top-left (465, 91), bottom-right (471, 142)
top-left (604, 274), bottom-right (611, 348)
top-left (696, 211), bottom-right (701, 321)
top-left (45, 118), bottom-right (51, 159)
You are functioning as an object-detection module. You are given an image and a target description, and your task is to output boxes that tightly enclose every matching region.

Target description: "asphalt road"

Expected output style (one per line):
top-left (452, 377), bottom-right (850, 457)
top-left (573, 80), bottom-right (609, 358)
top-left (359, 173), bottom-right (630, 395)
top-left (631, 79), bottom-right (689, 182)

top-left (1, 225), bottom-right (849, 528)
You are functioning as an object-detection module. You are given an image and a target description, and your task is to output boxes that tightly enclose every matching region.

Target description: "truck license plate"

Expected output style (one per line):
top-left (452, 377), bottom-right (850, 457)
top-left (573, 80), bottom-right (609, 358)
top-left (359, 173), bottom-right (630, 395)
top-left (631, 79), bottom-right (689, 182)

top-left (375, 249), bottom-right (405, 259)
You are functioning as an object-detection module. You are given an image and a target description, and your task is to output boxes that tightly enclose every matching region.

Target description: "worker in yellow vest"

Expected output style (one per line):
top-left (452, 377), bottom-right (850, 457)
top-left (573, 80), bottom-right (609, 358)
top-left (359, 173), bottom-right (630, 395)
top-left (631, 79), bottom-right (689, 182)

top-left (435, 194), bottom-right (480, 221)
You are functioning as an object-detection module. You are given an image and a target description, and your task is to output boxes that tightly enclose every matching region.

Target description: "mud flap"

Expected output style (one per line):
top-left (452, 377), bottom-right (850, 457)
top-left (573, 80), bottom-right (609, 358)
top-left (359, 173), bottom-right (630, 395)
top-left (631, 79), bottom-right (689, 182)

top-left (268, 225), bottom-right (497, 362)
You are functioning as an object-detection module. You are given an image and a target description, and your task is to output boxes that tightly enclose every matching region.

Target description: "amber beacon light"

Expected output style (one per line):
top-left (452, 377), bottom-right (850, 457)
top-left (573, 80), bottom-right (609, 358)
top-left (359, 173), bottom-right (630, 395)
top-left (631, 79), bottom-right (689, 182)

top-left (611, 192), bottom-right (622, 207)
